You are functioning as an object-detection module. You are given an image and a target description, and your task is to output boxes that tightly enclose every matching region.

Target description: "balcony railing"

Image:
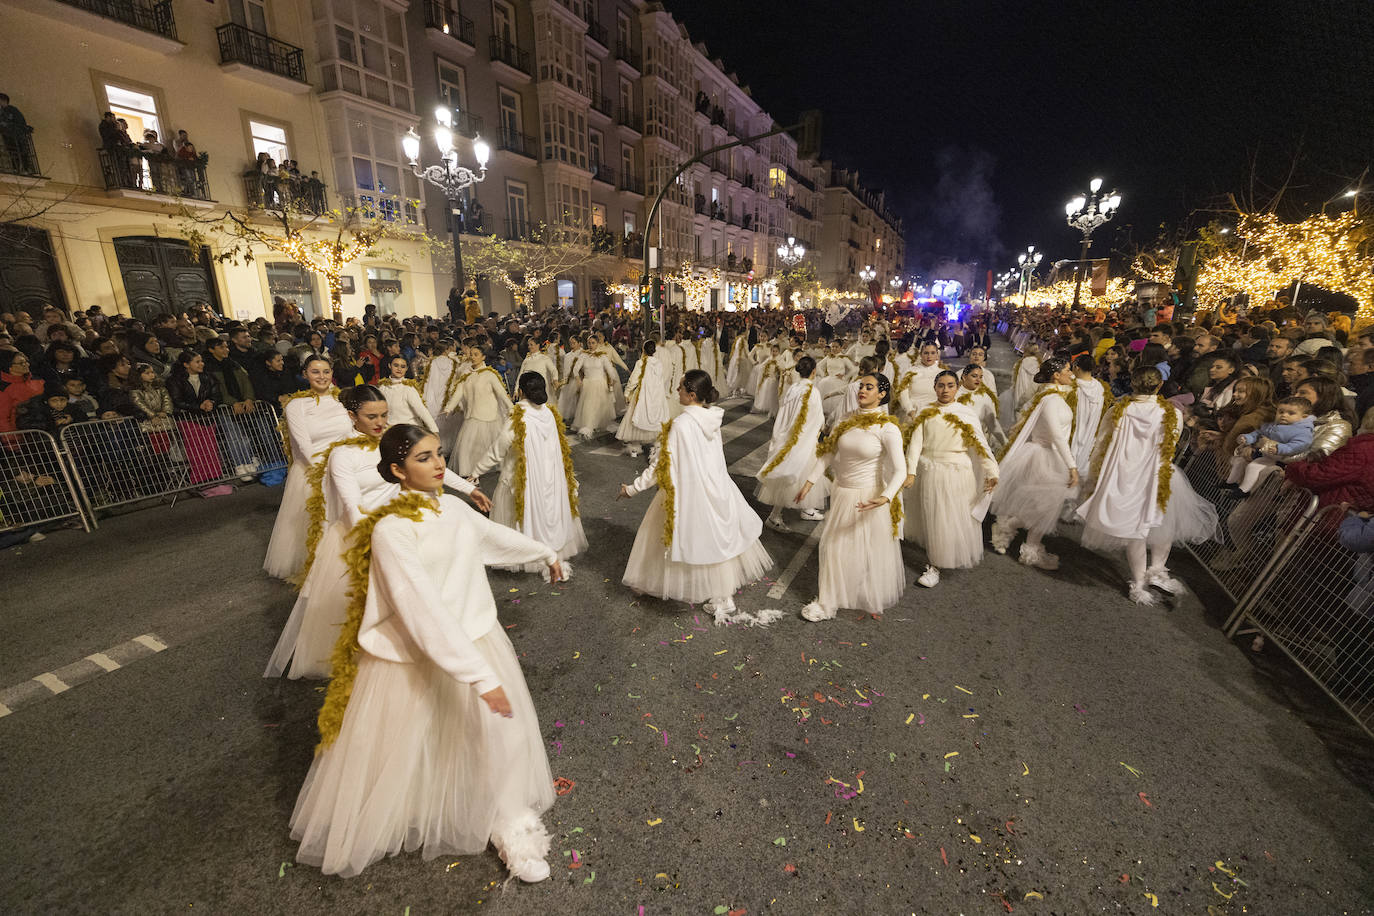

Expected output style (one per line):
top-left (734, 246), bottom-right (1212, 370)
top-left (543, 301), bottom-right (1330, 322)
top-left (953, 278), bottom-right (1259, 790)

top-left (585, 19), bottom-right (608, 48)
top-left (423, 0), bottom-right (475, 45)
top-left (590, 161), bottom-right (615, 185)
top-left (489, 35), bottom-right (531, 75)
top-left (455, 111), bottom-right (483, 138)
top-left (591, 94), bottom-right (613, 117)
top-left (498, 128), bottom-right (537, 159)
top-left (58, 0), bottom-right (177, 39)
top-left (614, 40), bottom-right (641, 71)
top-left (99, 148), bottom-right (209, 200)
top-left (615, 107), bottom-right (643, 133)
top-left (242, 172), bottom-right (328, 215)
top-left (1, 130), bottom-right (41, 178)
top-left (504, 217), bottom-right (531, 241)
top-left (343, 192), bottom-right (421, 226)
top-left (619, 173), bottom-right (644, 196)
top-left (216, 23), bottom-right (307, 83)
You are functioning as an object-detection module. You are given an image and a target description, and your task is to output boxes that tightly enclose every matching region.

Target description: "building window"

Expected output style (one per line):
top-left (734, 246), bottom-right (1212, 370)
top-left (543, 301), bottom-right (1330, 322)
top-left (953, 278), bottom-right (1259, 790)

top-left (249, 119), bottom-right (289, 163)
top-left (534, 9), bottom-right (585, 94)
top-left (228, 0), bottom-right (267, 33)
top-left (103, 83), bottom-right (163, 143)
top-left (499, 87), bottom-right (522, 136)
top-left (586, 56), bottom-right (601, 96)
top-left (506, 180), bottom-right (529, 237)
top-left (615, 11), bottom-right (630, 48)
top-left (492, 0), bottom-right (515, 43)
top-left (320, 0), bottom-right (412, 113)
top-left (588, 129), bottom-right (603, 167)
top-left (436, 59), bottom-right (467, 111)
top-left (540, 100), bottom-right (587, 169)
top-left (550, 181), bottom-right (590, 230)
top-left (591, 202), bottom-right (606, 228)
top-left (623, 210), bottom-right (636, 235)
top-left (620, 144), bottom-right (634, 181)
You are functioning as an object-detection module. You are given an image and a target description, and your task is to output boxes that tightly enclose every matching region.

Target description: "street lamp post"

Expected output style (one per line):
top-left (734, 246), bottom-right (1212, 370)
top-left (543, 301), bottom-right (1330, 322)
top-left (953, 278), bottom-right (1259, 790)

top-left (859, 264), bottom-right (876, 304)
top-left (775, 235), bottom-right (805, 310)
top-left (1064, 177), bottom-right (1121, 309)
top-left (403, 105), bottom-right (490, 310)
top-left (1016, 245), bottom-right (1042, 307)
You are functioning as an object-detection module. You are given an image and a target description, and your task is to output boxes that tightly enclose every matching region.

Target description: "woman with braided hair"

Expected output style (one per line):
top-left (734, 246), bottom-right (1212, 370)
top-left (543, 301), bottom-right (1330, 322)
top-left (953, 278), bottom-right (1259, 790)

top-left (989, 356), bottom-right (1079, 570)
top-left (797, 372), bottom-right (906, 622)
top-left (291, 425), bottom-right (563, 881)
top-left (1076, 366), bottom-right (1217, 604)
top-left (902, 370), bottom-right (999, 589)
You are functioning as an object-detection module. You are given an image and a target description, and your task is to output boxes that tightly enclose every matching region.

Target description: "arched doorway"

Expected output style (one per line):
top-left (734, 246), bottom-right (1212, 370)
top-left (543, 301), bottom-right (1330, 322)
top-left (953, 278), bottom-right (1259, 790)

top-left (0, 225), bottom-right (68, 315)
top-left (112, 236), bottom-right (221, 323)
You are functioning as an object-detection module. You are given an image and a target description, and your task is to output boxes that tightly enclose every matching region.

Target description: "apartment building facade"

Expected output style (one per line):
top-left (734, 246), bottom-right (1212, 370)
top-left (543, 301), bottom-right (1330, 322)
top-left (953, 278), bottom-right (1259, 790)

top-left (818, 167), bottom-right (904, 295)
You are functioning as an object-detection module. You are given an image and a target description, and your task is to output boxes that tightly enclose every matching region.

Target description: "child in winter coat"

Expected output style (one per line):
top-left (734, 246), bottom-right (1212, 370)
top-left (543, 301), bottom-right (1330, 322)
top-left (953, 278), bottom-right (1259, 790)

top-left (130, 362), bottom-right (174, 431)
top-left (1226, 396), bottom-right (1315, 492)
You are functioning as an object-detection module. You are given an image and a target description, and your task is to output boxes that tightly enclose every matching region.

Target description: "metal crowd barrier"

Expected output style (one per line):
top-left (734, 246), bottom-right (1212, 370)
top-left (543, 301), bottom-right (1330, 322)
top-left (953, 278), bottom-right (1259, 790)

top-left (0, 429), bottom-right (90, 534)
top-left (1224, 504), bottom-right (1374, 738)
top-left (59, 400), bottom-right (285, 527)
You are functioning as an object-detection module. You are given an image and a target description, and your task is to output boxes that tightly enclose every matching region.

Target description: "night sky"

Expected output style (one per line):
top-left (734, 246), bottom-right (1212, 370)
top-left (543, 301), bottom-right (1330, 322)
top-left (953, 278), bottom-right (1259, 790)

top-left (674, 0), bottom-right (1374, 281)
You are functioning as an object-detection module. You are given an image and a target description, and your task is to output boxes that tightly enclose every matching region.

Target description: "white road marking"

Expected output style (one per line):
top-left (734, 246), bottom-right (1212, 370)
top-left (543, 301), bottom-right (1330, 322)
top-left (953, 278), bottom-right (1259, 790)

top-left (134, 634), bottom-right (167, 652)
top-left (728, 442), bottom-right (773, 477)
top-left (767, 526), bottom-right (823, 600)
top-left (0, 701), bottom-right (10, 718)
top-left (0, 633), bottom-right (169, 719)
top-left (720, 412), bottom-right (770, 440)
top-left (34, 673), bottom-right (69, 694)
top-left (87, 653), bottom-right (121, 672)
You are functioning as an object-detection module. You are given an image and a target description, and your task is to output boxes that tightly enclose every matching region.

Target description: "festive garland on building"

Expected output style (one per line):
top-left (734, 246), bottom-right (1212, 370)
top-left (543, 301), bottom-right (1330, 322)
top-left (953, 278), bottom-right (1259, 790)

top-left (316, 489), bottom-right (437, 750)
top-left (996, 385), bottom-right (1069, 462)
top-left (654, 420), bottom-right (676, 549)
top-left (277, 386), bottom-right (341, 466)
top-left (1083, 396), bottom-right (1180, 512)
top-left (509, 403), bottom-right (581, 526)
top-left (759, 383), bottom-right (813, 477)
top-left (293, 433), bottom-right (378, 589)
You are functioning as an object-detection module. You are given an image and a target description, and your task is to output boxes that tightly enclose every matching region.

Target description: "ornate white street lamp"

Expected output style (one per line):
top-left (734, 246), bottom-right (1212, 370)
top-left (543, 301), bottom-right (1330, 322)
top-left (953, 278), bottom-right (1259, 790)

top-left (403, 105), bottom-right (490, 294)
top-left (1064, 177), bottom-right (1121, 308)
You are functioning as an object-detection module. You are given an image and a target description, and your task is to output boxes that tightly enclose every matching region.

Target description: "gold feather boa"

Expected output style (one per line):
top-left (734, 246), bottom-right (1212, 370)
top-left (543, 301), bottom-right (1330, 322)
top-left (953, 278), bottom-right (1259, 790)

top-left (815, 410), bottom-right (903, 540)
top-left (293, 433), bottom-right (378, 589)
top-left (956, 382), bottom-right (999, 413)
top-left (1084, 395), bottom-right (1180, 512)
top-left (442, 364), bottom-right (472, 410)
top-left (277, 387), bottom-right (341, 466)
top-left (509, 403), bottom-right (580, 526)
top-left (759, 383), bottom-right (813, 477)
top-left (315, 489), bottom-right (437, 750)
top-left (654, 420), bottom-right (676, 549)
top-left (381, 377), bottom-right (424, 395)
top-left (906, 405), bottom-right (992, 462)
top-left (996, 385), bottom-right (1071, 462)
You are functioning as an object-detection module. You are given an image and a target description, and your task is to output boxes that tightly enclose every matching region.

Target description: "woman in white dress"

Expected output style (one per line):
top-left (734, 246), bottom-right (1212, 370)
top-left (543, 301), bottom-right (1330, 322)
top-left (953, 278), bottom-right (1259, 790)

top-left (1076, 366), bottom-right (1217, 604)
top-left (893, 342), bottom-right (946, 421)
top-left (378, 357), bottom-right (438, 433)
top-left (957, 364), bottom-right (1005, 451)
top-left (618, 369), bottom-right (772, 619)
top-left (572, 333), bottom-right (618, 438)
top-left (264, 355), bottom-right (353, 580)
top-left (471, 372), bottom-right (587, 574)
top-left (966, 344), bottom-right (997, 396)
top-left (757, 355), bottom-right (828, 531)
top-left (518, 336), bottom-right (558, 392)
top-left (448, 345), bottom-right (513, 476)
top-left (724, 330), bottom-right (752, 397)
top-left (556, 336), bottom-right (585, 421)
top-left (798, 373), bottom-right (906, 622)
top-left (745, 338), bottom-right (771, 397)
top-left (752, 344), bottom-right (784, 416)
top-left (291, 424), bottom-right (564, 882)
top-left (422, 338), bottom-right (465, 459)
top-left (1068, 353), bottom-right (1111, 473)
top-left (616, 339), bottom-right (668, 457)
top-left (903, 370), bottom-right (999, 589)
top-left (1009, 342), bottom-right (1043, 421)
top-left (989, 357), bottom-right (1079, 570)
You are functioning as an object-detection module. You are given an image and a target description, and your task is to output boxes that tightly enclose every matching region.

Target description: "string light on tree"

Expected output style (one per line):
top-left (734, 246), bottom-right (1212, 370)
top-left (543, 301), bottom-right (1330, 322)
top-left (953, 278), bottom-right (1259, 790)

top-left (673, 261), bottom-right (721, 311)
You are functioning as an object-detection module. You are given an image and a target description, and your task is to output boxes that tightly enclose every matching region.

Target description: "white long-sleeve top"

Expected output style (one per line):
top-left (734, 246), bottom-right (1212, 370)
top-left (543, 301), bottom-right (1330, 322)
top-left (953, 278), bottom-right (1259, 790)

top-left (958, 387), bottom-right (1005, 449)
top-left (326, 441), bottom-right (474, 529)
top-left (807, 408), bottom-right (905, 500)
top-left (421, 353), bottom-right (458, 416)
top-left (904, 402), bottom-right (999, 478)
top-left (471, 401), bottom-right (578, 548)
top-left (845, 341), bottom-right (876, 362)
top-left (285, 393), bottom-right (353, 466)
top-left (894, 362), bottom-right (945, 418)
top-left (1006, 385), bottom-right (1076, 470)
top-left (446, 366), bottom-right (512, 420)
top-left (1070, 376), bottom-right (1110, 472)
top-left (1012, 356), bottom-right (1041, 409)
top-left (817, 355), bottom-right (855, 380)
top-left (519, 352), bottom-right (558, 391)
top-left (758, 380), bottom-right (826, 483)
top-left (378, 379), bottom-right (438, 433)
top-left (560, 348), bottom-right (584, 385)
top-left (359, 493), bottom-right (556, 694)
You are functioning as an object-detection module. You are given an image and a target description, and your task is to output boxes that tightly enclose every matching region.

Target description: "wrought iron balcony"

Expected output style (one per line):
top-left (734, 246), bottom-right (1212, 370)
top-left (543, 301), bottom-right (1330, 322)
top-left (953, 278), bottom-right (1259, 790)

top-left (591, 94), bottom-right (613, 117)
top-left (1, 129), bottom-right (41, 178)
top-left (99, 148), bottom-right (209, 200)
top-left (590, 161), bottom-right (615, 185)
top-left (585, 19), bottom-right (608, 48)
top-left (614, 40), bottom-right (641, 71)
top-left (423, 0), bottom-right (474, 45)
top-left (58, 0), bottom-right (177, 39)
top-left (619, 172), bottom-right (644, 196)
top-left (217, 23), bottom-right (306, 83)
top-left (455, 111), bottom-right (483, 139)
top-left (488, 35), bottom-right (531, 75)
top-left (497, 128), bottom-right (537, 159)
top-left (241, 172), bottom-right (327, 215)
top-left (615, 107), bottom-right (642, 133)
top-left (504, 217), bottom-right (531, 241)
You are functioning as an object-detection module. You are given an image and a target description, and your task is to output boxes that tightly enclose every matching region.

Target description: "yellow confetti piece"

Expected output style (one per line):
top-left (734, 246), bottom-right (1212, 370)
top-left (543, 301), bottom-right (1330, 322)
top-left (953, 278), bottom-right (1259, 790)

top-left (572, 651), bottom-right (580, 659)
top-left (445, 861), bottom-right (460, 872)
top-left (1024, 891), bottom-right (1044, 900)
top-left (954, 685), bottom-right (974, 695)
top-left (855, 777), bottom-right (864, 794)
top-left (962, 714), bottom-right (979, 719)
top-left (646, 818), bottom-right (662, 826)
top-left (1214, 861), bottom-right (1236, 877)
top-left (944, 752), bottom-right (959, 759)
top-left (1022, 762), bottom-right (1030, 776)
top-left (645, 723), bottom-right (660, 732)
top-left (508, 588), bottom-right (519, 593)
top-left (905, 713), bottom-right (915, 725)
top-left (969, 834), bottom-right (982, 844)
top-left (922, 693), bottom-right (930, 699)
top-left (1119, 762), bottom-right (1142, 778)
top-left (1212, 882), bottom-right (1233, 900)
top-left (854, 689), bottom-right (866, 699)
top-left (852, 818), bottom-right (864, 832)
top-left (655, 873), bottom-right (670, 880)
top-left (1143, 892), bottom-right (1158, 907)
top-left (713, 649), bottom-right (728, 655)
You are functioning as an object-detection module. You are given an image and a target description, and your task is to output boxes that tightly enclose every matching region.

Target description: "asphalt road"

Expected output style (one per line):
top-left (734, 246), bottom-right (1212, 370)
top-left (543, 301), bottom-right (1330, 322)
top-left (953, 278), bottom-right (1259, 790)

top-left (1, 344), bottom-right (1371, 916)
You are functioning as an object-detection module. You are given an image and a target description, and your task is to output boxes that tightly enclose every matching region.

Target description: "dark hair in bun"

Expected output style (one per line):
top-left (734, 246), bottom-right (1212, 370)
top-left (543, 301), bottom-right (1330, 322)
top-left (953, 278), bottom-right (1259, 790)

top-left (935, 369), bottom-right (959, 386)
top-left (681, 368), bottom-right (718, 405)
top-left (377, 423), bottom-right (434, 483)
top-left (642, 339), bottom-right (656, 355)
top-left (795, 355), bottom-right (816, 379)
top-left (518, 370), bottom-right (548, 405)
top-left (341, 384), bottom-right (385, 412)
top-left (859, 372), bottom-right (891, 405)
top-left (1033, 356), bottom-right (1069, 384)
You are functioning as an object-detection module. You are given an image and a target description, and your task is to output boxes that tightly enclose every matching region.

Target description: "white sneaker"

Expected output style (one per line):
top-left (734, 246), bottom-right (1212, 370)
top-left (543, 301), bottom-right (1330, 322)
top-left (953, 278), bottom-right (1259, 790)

top-left (1018, 542), bottom-right (1059, 570)
top-left (578, 427), bottom-right (594, 439)
top-left (765, 516), bottom-right (792, 533)
top-left (917, 565), bottom-right (940, 588)
top-left (27, 531), bottom-right (46, 542)
top-left (1128, 582), bottom-right (1157, 605)
top-left (624, 446), bottom-right (641, 457)
top-left (801, 601), bottom-right (835, 622)
top-left (799, 508), bottom-right (825, 521)
top-left (1146, 567), bottom-right (1184, 594)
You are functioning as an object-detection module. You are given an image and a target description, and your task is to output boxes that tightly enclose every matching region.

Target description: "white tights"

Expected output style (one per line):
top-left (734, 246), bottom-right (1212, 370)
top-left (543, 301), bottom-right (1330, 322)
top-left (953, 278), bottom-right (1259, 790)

top-left (1126, 536), bottom-right (1173, 586)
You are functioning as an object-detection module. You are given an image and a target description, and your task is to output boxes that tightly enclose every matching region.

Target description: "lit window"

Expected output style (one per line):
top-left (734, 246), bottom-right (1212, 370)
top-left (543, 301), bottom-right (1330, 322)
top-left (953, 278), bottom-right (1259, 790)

top-left (250, 119), bottom-right (289, 162)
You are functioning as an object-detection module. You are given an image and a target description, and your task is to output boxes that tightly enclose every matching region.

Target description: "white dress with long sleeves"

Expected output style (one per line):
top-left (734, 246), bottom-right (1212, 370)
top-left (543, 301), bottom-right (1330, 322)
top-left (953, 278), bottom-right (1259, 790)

top-left (805, 409), bottom-right (906, 614)
top-left (451, 367), bottom-right (513, 475)
top-left (471, 400), bottom-right (588, 569)
top-left (894, 363), bottom-right (945, 419)
top-left (990, 385), bottom-right (1077, 535)
top-left (290, 493), bottom-right (558, 878)
top-left (744, 343), bottom-right (770, 396)
top-left (378, 379), bottom-right (438, 433)
top-left (1069, 375), bottom-right (1110, 472)
top-left (756, 380), bottom-right (828, 510)
top-left (904, 402), bottom-right (999, 569)
top-left (958, 386), bottom-right (1006, 452)
top-left (422, 353), bottom-right (463, 458)
top-left (1077, 396), bottom-right (1217, 550)
top-left (557, 349), bottom-right (584, 419)
top-left (616, 353), bottom-right (668, 445)
top-left (1009, 356), bottom-right (1041, 422)
top-left (572, 349), bottom-right (618, 434)
top-left (622, 404), bottom-right (772, 603)
top-left (724, 336), bottom-right (751, 394)
top-left (518, 352), bottom-right (558, 392)
top-left (751, 358), bottom-right (783, 416)
top-left (264, 393), bottom-right (353, 580)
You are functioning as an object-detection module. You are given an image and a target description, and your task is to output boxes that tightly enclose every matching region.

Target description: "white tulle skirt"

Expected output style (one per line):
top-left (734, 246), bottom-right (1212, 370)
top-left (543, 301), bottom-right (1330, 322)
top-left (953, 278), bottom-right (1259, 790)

top-left (815, 482), bottom-right (905, 614)
top-left (264, 521), bottom-right (350, 679)
top-left (454, 417), bottom-right (504, 476)
top-left (490, 480), bottom-right (588, 572)
top-left (290, 628), bottom-right (554, 878)
top-left (556, 381), bottom-right (580, 421)
top-left (1079, 467), bottom-right (1219, 551)
top-left (622, 490), bottom-right (773, 603)
top-left (264, 462), bottom-right (310, 580)
top-left (755, 473), bottom-right (828, 510)
top-left (752, 377), bottom-right (780, 415)
top-left (746, 363), bottom-right (764, 397)
top-left (615, 406), bottom-right (659, 444)
top-left (612, 373), bottom-right (627, 415)
top-left (905, 457), bottom-right (985, 569)
top-left (574, 380), bottom-right (616, 433)
top-left (437, 412), bottom-right (462, 462)
top-left (990, 441), bottom-right (1079, 536)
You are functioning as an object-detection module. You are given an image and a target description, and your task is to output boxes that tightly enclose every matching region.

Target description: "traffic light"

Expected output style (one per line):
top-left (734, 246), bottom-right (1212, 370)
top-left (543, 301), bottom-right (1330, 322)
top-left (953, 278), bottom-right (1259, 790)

top-left (650, 275), bottom-right (666, 314)
top-left (640, 283), bottom-right (650, 310)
